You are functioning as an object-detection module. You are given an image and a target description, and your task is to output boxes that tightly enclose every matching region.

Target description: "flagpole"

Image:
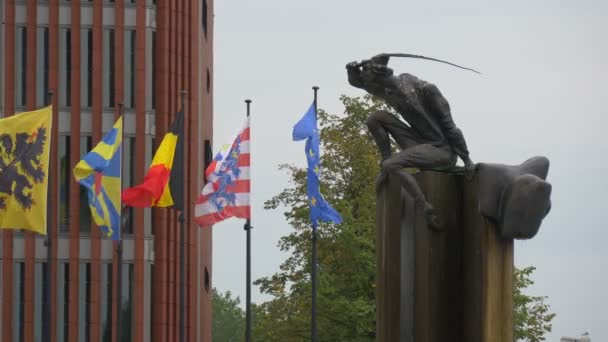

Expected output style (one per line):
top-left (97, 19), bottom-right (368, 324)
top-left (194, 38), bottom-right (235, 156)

top-left (311, 86), bottom-right (320, 342)
top-left (44, 90), bottom-right (54, 342)
top-left (179, 90), bottom-right (187, 342)
top-left (117, 103), bottom-right (124, 342)
top-left (244, 99), bottom-right (253, 342)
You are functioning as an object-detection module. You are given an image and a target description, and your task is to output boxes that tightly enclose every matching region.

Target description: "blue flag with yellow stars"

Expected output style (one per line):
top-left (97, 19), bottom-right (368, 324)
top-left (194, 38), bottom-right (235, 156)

top-left (293, 102), bottom-right (342, 229)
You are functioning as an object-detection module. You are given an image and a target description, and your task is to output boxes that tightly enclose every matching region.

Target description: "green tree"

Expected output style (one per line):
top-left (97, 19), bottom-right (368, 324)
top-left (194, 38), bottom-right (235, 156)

top-left (212, 288), bottom-right (245, 342)
top-left (255, 95), bottom-right (385, 341)
top-left (514, 266), bottom-right (556, 342)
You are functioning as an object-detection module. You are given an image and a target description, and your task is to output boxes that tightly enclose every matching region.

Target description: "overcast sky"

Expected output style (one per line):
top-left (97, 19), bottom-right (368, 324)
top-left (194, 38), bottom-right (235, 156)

top-left (211, 1), bottom-right (608, 340)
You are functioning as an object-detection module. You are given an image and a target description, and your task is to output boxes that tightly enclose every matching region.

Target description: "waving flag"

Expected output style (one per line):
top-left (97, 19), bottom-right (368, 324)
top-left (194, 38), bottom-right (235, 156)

top-left (0, 106), bottom-right (53, 234)
top-left (73, 117), bottom-right (122, 239)
top-left (122, 111), bottom-right (184, 210)
top-left (195, 117), bottom-right (250, 227)
top-left (293, 103), bottom-right (342, 229)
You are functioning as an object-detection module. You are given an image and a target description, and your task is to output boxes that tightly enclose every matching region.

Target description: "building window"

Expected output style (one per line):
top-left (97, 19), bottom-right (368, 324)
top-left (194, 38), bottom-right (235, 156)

top-left (15, 26), bottom-right (27, 107)
top-left (202, 0), bottom-right (208, 38)
top-left (150, 264), bottom-right (155, 340)
top-left (103, 29), bottom-right (115, 108)
top-left (206, 68), bottom-right (211, 94)
top-left (67, 29), bottom-right (72, 107)
top-left (78, 263), bottom-right (91, 342)
top-left (57, 263), bottom-right (70, 342)
top-left (34, 262), bottom-right (48, 342)
top-left (13, 261), bottom-right (25, 342)
top-left (59, 28), bottom-right (72, 107)
top-left (80, 136), bottom-right (92, 232)
top-left (204, 140), bottom-right (212, 183)
top-left (124, 29), bottom-right (136, 108)
top-left (204, 267), bottom-right (210, 292)
top-left (120, 264), bottom-right (134, 342)
top-left (151, 31), bottom-right (156, 110)
top-left (59, 135), bottom-right (71, 232)
top-left (123, 137), bottom-right (136, 234)
top-left (37, 27), bottom-right (50, 107)
top-left (100, 263), bottom-right (112, 342)
top-left (81, 28), bottom-right (93, 108)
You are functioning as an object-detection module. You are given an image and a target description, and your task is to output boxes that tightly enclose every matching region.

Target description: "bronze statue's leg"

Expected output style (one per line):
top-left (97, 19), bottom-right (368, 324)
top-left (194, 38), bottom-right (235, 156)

top-left (366, 110), bottom-right (419, 161)
top-left (379, 144), bottom-right (456, 230)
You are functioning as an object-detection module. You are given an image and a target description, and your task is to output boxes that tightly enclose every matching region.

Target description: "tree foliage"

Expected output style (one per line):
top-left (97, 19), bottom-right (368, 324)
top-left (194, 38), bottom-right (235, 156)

top-left (254, 95), bottom-right (386, 341)
top-left (514, 266), bottom-right (556, 342)
top-left (212, 288), bottom-right (245, 342)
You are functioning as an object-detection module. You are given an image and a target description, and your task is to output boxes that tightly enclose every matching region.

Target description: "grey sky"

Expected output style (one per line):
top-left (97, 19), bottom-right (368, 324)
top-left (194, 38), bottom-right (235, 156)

top-left (211, 1), bottom-right (608, 340)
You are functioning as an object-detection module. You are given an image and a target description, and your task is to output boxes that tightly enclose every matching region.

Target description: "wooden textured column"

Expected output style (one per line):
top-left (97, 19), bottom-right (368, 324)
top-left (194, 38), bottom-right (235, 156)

top-left (376, 174), bottom-right (405, 342)
top-left (376, 171), bottom-right (513, 342)
top-left (413, 172), bottom-right (463, 342)
top-left (462, 173), bottom-right (514, 342)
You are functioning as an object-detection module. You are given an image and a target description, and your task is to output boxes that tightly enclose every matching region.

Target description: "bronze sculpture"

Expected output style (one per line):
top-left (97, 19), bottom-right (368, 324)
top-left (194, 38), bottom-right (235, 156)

top-left (346, 53), bottom-right (476, 229)
top-left (358, 53), bottom-right (554, 342)
top-left (477, 156), bottom-right (552, 239)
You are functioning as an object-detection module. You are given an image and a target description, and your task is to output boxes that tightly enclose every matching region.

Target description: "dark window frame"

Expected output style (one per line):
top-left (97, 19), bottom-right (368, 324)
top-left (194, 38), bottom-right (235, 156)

top-left (109, 29), bottom-right (115, 108)
top-left (129, 30), bottom-right (136, 108)
top-left (202, 0), bottom-right (208, 38)
top-left (59, 135), bottom-right (71, 232)
top-left (15, 262), bottom-right (25, 342)
top-left (17, 26), bottom-right (28, 107)
top-left (123, 137), bottom-right (136, 235)
top-left (101, 263), bottom-right (113, 341)
top-left (79, 135), bottom-right (93, 233)
top-left (43, 27), bottom-right (49, 105)
top-left (151, 31), bottom-right (156, 109)
top-left (87, 29), bottom-right (93, 107)
top-left (66, 28), bottom-right (72, 107)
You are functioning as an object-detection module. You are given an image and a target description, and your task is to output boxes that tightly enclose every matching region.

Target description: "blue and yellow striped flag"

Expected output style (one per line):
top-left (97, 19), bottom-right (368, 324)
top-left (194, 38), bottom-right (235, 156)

top-left (73, 117), bottom-right (122, 240)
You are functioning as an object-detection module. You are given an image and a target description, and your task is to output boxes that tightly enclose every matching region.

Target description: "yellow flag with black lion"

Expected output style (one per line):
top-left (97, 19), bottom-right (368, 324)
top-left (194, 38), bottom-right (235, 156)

top-left (0, 106), bottom-right (52, 234)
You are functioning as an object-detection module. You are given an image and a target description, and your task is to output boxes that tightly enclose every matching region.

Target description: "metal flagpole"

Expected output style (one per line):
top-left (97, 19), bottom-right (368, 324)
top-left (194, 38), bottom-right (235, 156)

top-left (117, 103), bottom-right (125, 342)
top-left (44, 90), bottom-right (54, 342)
top-left (244, 99), bottom-right (252, 342)
top-left (179, 90), bottom-right (187, 342)
top-left (311, 86), bottom-right (320, 342)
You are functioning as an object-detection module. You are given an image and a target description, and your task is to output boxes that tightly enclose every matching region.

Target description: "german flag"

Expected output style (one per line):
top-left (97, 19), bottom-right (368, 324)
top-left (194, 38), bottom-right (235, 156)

top-left (122, 111), bottom-right (184, 210)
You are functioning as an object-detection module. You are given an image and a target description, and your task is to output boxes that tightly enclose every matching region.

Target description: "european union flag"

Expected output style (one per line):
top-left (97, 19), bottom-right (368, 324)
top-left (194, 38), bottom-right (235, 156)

top-left (293, 103), bottom-right (342, 229)
top-left (73, 117), bottom-right (123, 240)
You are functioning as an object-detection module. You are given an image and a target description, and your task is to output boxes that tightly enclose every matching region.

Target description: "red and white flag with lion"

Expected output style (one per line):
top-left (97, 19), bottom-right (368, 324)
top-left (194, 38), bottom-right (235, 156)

top-left (195, 117), bottom-right (250, 227)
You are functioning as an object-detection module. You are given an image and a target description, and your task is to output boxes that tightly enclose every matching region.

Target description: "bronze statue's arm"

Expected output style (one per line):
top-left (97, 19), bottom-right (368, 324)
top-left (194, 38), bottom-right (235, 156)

top-left (423, 83), bottom-right (473, 165)
top-left (346, 62), bottom-right (365, 88)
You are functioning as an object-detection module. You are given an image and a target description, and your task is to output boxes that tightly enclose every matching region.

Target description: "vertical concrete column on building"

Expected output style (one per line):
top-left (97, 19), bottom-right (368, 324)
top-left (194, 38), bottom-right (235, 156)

top-left (68, 2), bottom-right (82, 342)
top-left (1, 1), bottom-right (15, 341)
top-left (152, 0), bottom-right (169, 340)
top-left (48, 2), bottom-right (60, 341)
top-left (111, 1), bottom-right (125, 341)
top-left (187, 0), bottom-right (200, 340)
top-left (181, 1), bottom-right (192, 341)
top-left (24, 2), bottom-right (38, 342)
top-left (168, 1), bottom-right (177, 340)
top-left (88, 1), bottom-right (104, 341)
top-left (133, 1), bottom-right (147, 341)
top-left (198, 0), bottom-right (214, 339)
